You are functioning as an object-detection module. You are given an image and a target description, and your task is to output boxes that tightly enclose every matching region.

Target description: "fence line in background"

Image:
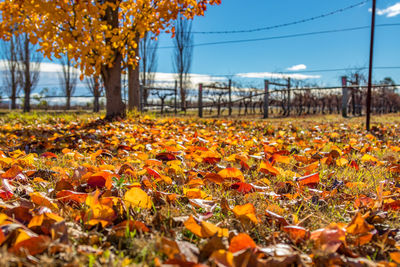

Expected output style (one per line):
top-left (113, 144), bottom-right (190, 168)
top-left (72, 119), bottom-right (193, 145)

top-left (1, 79), bottom-right (399, 118)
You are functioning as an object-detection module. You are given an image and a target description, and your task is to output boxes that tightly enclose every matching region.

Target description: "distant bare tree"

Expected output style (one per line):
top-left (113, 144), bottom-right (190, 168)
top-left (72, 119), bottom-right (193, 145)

top-left (17, 33), bottom-right (41, 112)
top-left (1, 34), bottom-right (20, 109)
top-left (140, 32), bottom-right (158, 104)
top-left (58, 54), bottom-right (78, 110)
top-left (173, 15), bottom-right (193, 112)
top-left (86, 75), bottom-right (103, 112)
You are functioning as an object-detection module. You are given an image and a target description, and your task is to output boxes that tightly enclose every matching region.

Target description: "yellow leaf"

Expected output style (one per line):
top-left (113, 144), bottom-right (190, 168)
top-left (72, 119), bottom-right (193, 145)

top-left (184, 216), bottom-right (228, 238)
top-left (210, 249), bottom-right (234, 267)
top-left (124, 188), bottom-right (152, 209)
top-left (232, 203), bottom-right (259, 224)
top-left (30, 192), bottom-right (58, 211)
top-left (217, 167), bottom-right (244, 182)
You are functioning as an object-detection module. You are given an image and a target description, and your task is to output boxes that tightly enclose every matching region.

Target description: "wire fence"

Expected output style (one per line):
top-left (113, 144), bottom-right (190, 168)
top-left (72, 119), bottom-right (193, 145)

top-left (141, 78), bottom-right (400, 118)
top-left (1, 78), bottom-right (399, 118)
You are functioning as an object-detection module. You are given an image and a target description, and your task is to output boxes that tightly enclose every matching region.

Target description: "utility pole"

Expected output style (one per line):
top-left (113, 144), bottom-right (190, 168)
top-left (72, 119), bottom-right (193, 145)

top-left (366, 0), bottom-right (376, 131)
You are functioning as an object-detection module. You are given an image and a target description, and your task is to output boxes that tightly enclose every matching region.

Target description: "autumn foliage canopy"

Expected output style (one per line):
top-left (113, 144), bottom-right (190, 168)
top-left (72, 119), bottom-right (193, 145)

top-left (0, 0), bottom-right (220, 76)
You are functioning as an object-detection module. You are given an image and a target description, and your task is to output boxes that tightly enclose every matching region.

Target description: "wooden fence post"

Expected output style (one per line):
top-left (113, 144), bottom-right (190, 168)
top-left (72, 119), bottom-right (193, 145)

top-left (198, 83), bottom-right (203, 118)
top-left (287, 78), bottom-right (291, 116)
top-left (341, 76), bottom-right (348, 118)
top-left (263, 79), bottom-right (269, 119)
top-left (228, 79), bottom-right (232, 116)
top-left (174, 80), bottom-right (177, 115)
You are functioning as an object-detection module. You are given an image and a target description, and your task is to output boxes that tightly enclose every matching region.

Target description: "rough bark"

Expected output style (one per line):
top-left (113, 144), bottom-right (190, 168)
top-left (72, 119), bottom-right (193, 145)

top-left (101, 0), bottom-right (126, 119)
top-left (102, 53), bottom-right (125, 119)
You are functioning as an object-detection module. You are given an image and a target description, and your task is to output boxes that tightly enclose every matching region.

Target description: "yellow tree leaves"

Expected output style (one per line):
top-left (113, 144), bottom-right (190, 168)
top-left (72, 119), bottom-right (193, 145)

top-left (0, 0), bottom-right (221, 76)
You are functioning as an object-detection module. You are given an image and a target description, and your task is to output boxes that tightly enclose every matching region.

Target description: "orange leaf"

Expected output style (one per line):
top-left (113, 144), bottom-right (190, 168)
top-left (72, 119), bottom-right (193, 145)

top-left (145, 159), bottom-right (163, 166)
top-left (56, 190), bottom-right (88, 204)
top-left (87, 171), bottom-right (115, 189)
top-left (204, 173), bottom-right (224, 184)
top-left (390, 252), bottom-right (400, 264)
top-left (217, 167), bottom-right (244, 182)
top-left (155, 152), bottom-right (176, 161)
top-left (41, 152), bottom-right (57, 159)
top-left (124, 187), bottom-right (152, 209)
top-left (383, 200), bottom-right (400, 211)
top-left (84, 191), bottom-right (116, 227)
top-left (346, 213), bottom-right (374, 235)
top-left (1, 165), bottom-right (22, 179)
top-left (298, 161), bottom-right (319, 172)
top-left (232, 203), bottom-right (259, 224)
top-left (30, 192), bottom-right (58, 211)
top-left (0, 229), bottom-right (5, 246)
top-left (283, 225), bottom-right (310, 243)
top-left (259, 161), bottom-right (280, 176)
top-left (295, 172), bottom-right (319, 186)
top-left (146, 167), bottom-right (161, 179)
top-left (272, 153), bottom-right (290, 164)
top-left (230, 182), bottom-right (254, 194)
top-left (350, 160), bottom-right (360, 170)
top-left (310, 224), bottom-right (346, 253)
top-left (228, 233), bottom-right (256, 253)
top-left (10, 235), bottom-right (51, 256)
top-left (210, 249), bottom-right (234, 267)
top-left (184, 216), bottom-right (227, 238)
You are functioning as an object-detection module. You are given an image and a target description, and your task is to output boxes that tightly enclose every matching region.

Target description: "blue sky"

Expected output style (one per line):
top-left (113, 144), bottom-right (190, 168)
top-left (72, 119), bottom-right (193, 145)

top-left (1, 0), bottom-right (400, 98)
top-left (155, 0), bottom-right (400, 86)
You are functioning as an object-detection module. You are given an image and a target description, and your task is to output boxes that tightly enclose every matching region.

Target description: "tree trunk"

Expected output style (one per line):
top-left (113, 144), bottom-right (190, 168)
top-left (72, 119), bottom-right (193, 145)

top-left (23, 35), bottom-right (31, 113)
top-left (66, 92), bottom-right (71, 110)
top-left (128, 64), bottom-right (140, 111)
top-left (11, 83), bottom-right (17, 110)
top-left (128, 34), bottom-right (140, 111)
top-left (23, 87), bottom-right (30, 112)
top-left (102, 53), bottom-right (125, 119)
top-left (93, 76), bottom-right (100, 113)
top-left (179, 74), bottom-right (186, 112)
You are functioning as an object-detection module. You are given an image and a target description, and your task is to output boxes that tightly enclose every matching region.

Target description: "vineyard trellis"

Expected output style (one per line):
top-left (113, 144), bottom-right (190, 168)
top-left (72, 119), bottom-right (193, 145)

top-left (140, 81), bottom-right (178, 114)
top-left (195, 77), bottom-right (400, 118)
top-left (0, 78), bottom-right (399, 117)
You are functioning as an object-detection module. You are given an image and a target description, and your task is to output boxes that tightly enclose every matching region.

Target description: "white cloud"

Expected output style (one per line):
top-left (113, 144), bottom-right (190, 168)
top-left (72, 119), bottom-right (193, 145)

top-left (374, 3), bottom-right (400, 17)
top-left (235, 72), bottom-right (320, 80)
top-left (149, 72), bottom-right (225, 86)
top-left (0, 60), bottom-right (81, 74)
top-left (287, 64), bottom-right (307, 71)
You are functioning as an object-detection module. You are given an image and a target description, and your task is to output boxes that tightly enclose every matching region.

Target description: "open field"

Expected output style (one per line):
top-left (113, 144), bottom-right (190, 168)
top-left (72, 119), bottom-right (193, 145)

top-left (0, 113), bottom-right (398, 266)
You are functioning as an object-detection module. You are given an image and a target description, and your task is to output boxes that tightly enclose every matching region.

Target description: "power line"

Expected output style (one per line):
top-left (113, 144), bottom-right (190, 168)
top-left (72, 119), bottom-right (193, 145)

top-left (191, 0), bottom-right (370, 34)
top-left (159, 23), bottom-right (400, 49)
